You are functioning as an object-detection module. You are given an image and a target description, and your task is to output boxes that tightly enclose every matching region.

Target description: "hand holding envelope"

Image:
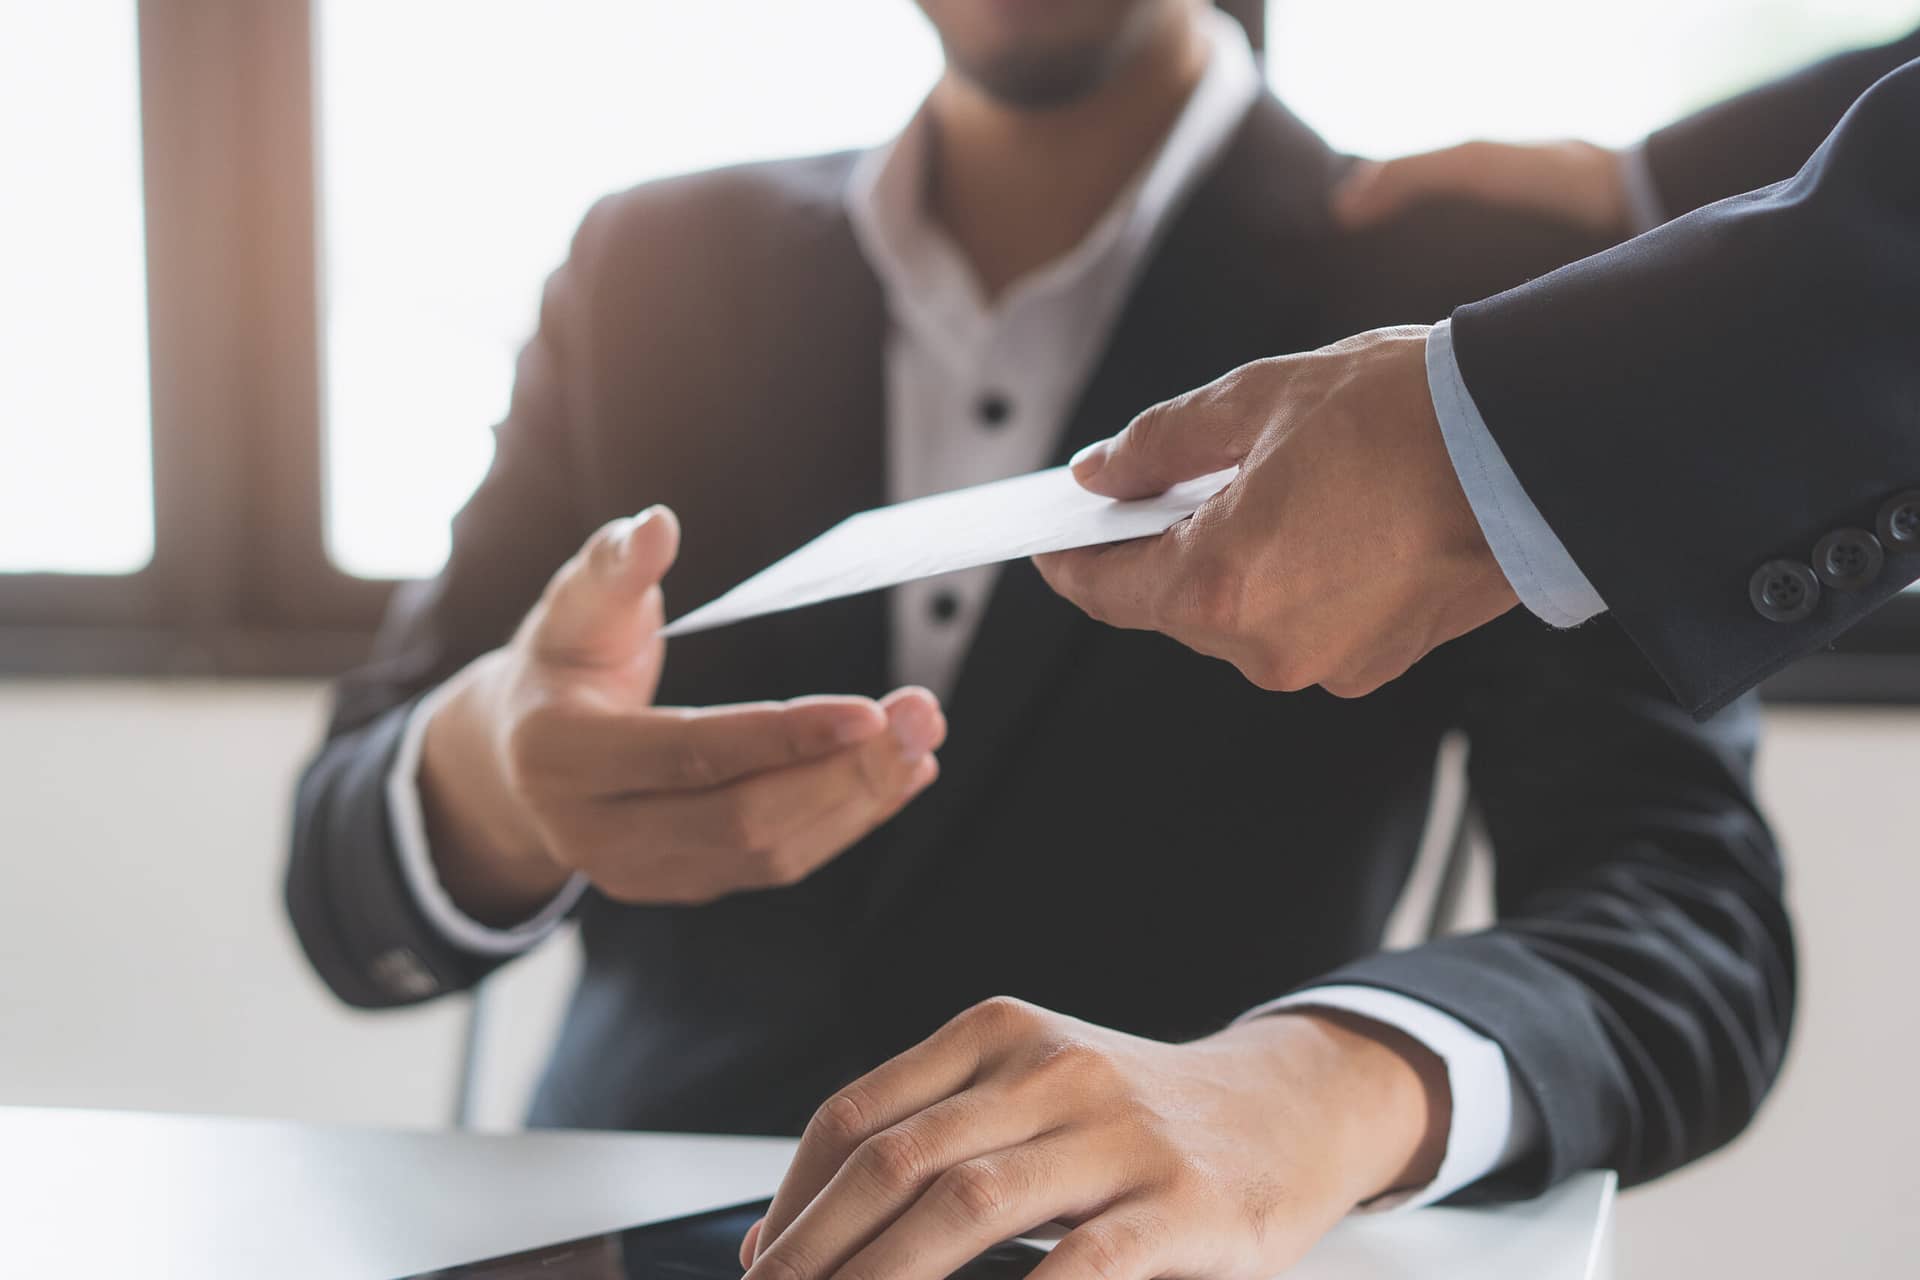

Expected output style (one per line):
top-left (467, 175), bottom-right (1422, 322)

top-left (661, 465), bottom-right (1237, 637)
top-left (412, 466), bottom-right (1230, 921)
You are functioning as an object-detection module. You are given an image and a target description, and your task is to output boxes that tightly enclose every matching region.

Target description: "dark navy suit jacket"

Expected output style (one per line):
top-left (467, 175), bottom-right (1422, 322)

top-left (1454, 29), bottom-right (1920, 714)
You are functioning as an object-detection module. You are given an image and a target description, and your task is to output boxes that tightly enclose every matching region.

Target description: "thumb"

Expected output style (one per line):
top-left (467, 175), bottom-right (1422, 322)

top-left (1070, 374), bottom-right (1259, 500)
top-left (526, 505), bottom-right (681, 666)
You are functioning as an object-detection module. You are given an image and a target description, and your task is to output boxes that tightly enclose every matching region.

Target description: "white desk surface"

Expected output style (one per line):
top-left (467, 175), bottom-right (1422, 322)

top-left (0, 1106), bottom-right (1614, 1280)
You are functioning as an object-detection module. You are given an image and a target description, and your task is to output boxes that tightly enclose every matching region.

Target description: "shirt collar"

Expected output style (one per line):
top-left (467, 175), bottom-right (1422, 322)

top-left (846, 9), bottom-right (1262, 348)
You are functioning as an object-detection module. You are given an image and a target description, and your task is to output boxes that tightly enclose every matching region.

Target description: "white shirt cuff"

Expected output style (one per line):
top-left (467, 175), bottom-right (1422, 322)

top-left (1237, 984), bottom-right (1540, 1211)
top-left (1617, 141), bottom-right (1666, 234)
top-left (1426, 319), bottom-right (1608, 630)
top-left (385, 682), bottom-right (588, 957)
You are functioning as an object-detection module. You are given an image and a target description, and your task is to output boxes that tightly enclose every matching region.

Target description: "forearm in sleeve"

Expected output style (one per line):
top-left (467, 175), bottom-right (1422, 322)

top-left (1449, 59), bottom-right (1920, 713)
top-left (1301, 624), bottom-right (1794, 1199)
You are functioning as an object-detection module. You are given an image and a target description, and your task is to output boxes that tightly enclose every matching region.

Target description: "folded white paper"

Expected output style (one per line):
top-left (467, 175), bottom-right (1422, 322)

top-left (660, 465), bottom-right (1236, 638)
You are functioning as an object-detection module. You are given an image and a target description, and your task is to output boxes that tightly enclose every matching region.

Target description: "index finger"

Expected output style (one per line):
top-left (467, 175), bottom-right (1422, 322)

top-left (541, 695), bottom-right (893, 794)
top-left (1033, 532), bottom-right (1179, 634)
top-left (753, 1003), bottom-right (1009, 1261)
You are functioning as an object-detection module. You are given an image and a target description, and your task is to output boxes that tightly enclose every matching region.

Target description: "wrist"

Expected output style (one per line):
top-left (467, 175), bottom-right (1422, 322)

top-left (418, 655), bottom-right (572, 922)
top-left (1216, 1009), bottom-right (1450, 1203)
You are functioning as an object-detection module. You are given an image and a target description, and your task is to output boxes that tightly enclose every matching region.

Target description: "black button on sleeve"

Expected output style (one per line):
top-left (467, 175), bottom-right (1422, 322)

top-left (1812, 528), bottom-right (1884, 591)
top-left (976, 393), bottom-right (1012, 429)
top-left (929, 591), bottom-right (962, 624)
top-left (1877, 489), bottom-right (1920, 550)
top-left (1749, 559), bottom-right (1820, 623)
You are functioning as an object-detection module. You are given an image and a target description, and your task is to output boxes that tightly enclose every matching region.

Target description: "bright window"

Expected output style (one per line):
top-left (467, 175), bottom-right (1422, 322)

top-left (0, 0), bottom-right (153, 575)
top-left (1267, 0), bottom-right (1919, 155)
top-left (317, 0), bottom-right (941, 579)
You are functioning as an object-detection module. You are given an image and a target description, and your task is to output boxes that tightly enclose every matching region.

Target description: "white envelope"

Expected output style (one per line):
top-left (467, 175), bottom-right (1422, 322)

top-left (660, 465), bottom-right (1236, 638)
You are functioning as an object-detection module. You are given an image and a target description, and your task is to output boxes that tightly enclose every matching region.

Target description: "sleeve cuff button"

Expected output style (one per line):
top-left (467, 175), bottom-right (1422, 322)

top-left (1812, 528), bottom-right (1884, 591)
top-left (1750, 560), bottom-right (1819, 623)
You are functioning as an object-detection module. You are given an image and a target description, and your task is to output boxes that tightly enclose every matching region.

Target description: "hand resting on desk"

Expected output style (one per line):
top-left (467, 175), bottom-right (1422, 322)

top-left (414, 505), bottom-right (945, 921)
top-left (741, 997), bottom-right (1451, 1280)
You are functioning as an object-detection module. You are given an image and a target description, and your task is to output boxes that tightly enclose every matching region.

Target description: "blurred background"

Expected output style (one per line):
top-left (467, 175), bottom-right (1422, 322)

top-left (2, 2), bottom-right (1916, 1276)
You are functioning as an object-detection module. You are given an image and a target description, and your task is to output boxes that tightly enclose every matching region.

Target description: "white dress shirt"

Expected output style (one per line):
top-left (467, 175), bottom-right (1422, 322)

top-left (388, 10), bottom-right (1531, 1207)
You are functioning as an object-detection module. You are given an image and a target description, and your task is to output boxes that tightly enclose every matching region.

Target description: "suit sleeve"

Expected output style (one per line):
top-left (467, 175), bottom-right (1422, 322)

top-left (1308, 617), bottom-right (1794, 1199)
top-left (1448, 58), bottom-right (1920, 715)
top-left (283, 202), bottom-right (612, 1009)
top-left (1644, 24), bottom-right (1920, 218)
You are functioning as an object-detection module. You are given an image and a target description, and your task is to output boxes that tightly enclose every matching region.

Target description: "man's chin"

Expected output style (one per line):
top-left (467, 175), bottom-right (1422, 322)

top-left (952, 43), bottom-right (1121, 109)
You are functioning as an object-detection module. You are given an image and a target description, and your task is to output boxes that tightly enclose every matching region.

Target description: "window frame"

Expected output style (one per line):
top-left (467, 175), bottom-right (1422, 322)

top-left (0, 0), bottom-right (387, 677)
top-left (1, 0), bottom-right (1914, 703)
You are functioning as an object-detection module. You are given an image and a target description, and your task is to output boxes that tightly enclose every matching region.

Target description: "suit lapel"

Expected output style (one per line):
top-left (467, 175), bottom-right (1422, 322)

top-left (859, 96), bottom-right (1345, 920)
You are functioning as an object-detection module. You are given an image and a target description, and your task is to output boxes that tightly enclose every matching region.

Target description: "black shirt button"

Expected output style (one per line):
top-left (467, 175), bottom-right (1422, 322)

top-left (976, 392), bottom-right (1013, 429)
top-left (1812, 528), bottom-right (1884, 591)
top-left (929, 591), bottom-right (962, 624)
top-left (1749, 559), bottom-right (1820, 623)
top-left (1877, 489), bottom-right (1920, 550)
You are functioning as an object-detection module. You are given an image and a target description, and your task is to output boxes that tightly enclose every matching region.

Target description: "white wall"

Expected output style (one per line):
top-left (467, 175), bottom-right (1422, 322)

top-left (0, 682), bottom-right (1913, 1275)
top-left (1616, 708), bottom-right (1920, 1277)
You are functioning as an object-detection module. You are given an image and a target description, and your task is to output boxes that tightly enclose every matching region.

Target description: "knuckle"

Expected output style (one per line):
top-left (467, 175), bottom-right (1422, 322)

top-left (1120, 400), bottom-right (1170, 451)
top-left (714, 791), bottom-right (770, 853)
top-left (666, 736), bottom-right (724, 790)
top-left (808, 1086), bottom-right (877, 1151)
top-left (962, 995), bottom-right (1039, 1041)
top-left (1062, 1224), bottom-right (1138, 1280)
top-left (1183, 556), bottom-right (1244, 636)
top-left (848, 739), bottom-right (896, 803)
top-left (758, 844), bottom-right (814, 889)
top-left (1239, 654), bottom-right (1304, 694)
top-left (1198, 365), bottom-right (1256, 417)
top-left (1163, 1154), bottom-right (1216, 1204)
top-left (855, 1125), bottom-right (935, 1193)
top-left (753, 1249), bottom-right (810, 1280)
top-left (1028, 1036), bottom-right (1111, 1088)
top-left (583, 520), bottom-right (626, 573)
top-left (937, 1159), bottom-right (1013, 1227)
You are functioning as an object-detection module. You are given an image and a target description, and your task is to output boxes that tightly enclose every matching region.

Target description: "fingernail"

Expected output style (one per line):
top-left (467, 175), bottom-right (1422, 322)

top-left (889, 699), bottom-right (942, 758)
top-left (615, 507), bottom-right (660, 560)
top-left (1069, 440), bottom-right (1110, 481)
top-left (832, 703), bottom-right (886, 746)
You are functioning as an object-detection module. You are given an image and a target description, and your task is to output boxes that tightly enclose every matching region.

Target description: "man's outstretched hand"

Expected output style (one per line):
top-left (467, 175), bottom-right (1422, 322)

top-left (738, 997), bottom-right (1447, 1280)
top-left (419, 506), bottom-right (945, 921)
top-left (1036, 327), bottom-right (1518, 698)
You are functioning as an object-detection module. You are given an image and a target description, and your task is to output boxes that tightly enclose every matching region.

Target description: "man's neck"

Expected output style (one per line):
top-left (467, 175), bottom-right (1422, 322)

top-left (923, 9), bottom-right (1210, 300)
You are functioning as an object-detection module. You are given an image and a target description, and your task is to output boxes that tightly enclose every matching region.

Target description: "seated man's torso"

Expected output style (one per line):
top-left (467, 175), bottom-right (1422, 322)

top-left (518, 96), bottom-right (1622, 1135)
